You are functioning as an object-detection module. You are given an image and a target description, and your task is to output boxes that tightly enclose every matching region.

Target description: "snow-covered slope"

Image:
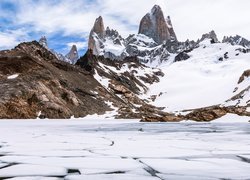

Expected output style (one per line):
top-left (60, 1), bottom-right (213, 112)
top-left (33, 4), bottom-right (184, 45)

top-left (142, 39), bottom-right (250, 113)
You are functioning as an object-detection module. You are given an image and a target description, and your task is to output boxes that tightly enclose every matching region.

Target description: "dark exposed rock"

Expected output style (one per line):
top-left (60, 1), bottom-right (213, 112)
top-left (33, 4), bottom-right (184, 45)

top-left (218, 57), bottom-right (224, 61)
top-left (223, 35), bottom-right (250, 48)
top-left (235, 48), bottom-right (250, 54)
top-left (141, 114), bottom-right (183, 122)
top-left (184, 106), bottom-right (228, 122)
top-left (142, 105), bottom-right (250, 122)
top-left (76, 49), bottom-right (97, 74)
top-left (184, 106), bottom-right (250, 122)
top-left (166, 16), bottom-right (177, 41)
top-left (224, 52), bottom-right (229, 59)
top-left (198, 30), bottom-right (219, 43)
top-left (238, 70), bottom-right (250, 84)
top-left (174, 52), bottom-right (190, 62)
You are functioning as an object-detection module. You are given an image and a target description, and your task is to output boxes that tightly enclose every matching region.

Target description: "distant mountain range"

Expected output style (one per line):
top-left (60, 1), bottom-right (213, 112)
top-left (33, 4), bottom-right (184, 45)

top-left (0, 5), bottom-right (249, 121)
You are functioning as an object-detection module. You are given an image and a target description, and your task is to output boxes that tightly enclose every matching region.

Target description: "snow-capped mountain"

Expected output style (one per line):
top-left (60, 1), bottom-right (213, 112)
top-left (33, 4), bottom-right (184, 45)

top-left (65, 45), bottom-right (79, 64)
top-left (138, 5), bottom-right (177, 44)
top-left (87, 5), bottom-right (196, 65)
top-left (223, 35), bottom-right (250, 48)
top-left (144, 39), bottom-right (250, 112)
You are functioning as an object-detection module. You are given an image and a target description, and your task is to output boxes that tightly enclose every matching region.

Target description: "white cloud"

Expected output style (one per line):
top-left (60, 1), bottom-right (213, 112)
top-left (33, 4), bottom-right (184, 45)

top-left (0, 29), bottom-right (28, 49)
top-left (1, 0), bottom-right (250, 50)
top-left (67, 41), bottom-right (88, 50)
top-left (0, 33), bottom-right (18, 49)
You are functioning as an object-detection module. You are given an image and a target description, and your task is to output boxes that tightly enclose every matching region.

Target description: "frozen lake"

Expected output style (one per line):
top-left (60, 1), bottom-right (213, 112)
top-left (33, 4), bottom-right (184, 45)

top-left (0, 118), bottom-right (250, 180)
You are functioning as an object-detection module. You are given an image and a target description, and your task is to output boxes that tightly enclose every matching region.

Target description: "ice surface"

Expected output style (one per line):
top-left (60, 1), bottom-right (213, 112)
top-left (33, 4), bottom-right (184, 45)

top-left (65, 174), bottom-right (158, 180)
top-left (8, 177), bottom-right (61, 180)
top-left (0, 119), bottom-right (249, 179)
top-left (0, 163), bottom-right (7, 168)
top-left (0, 164), bottom-right (66, 178)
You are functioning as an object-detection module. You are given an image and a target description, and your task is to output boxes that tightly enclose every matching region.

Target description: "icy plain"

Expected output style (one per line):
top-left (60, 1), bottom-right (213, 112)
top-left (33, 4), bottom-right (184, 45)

top-left (0, 116), bottom-right (250, 180)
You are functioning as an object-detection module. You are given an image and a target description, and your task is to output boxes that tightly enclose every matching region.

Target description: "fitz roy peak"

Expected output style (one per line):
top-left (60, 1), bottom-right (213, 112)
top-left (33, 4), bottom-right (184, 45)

top-left (139, 5), bottom-right (177, 44)
top-left (87, 5), bottom-right (180, 63)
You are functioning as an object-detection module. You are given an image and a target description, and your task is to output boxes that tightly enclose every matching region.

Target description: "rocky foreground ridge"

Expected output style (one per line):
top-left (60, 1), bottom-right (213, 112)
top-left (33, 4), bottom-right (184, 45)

top-left (0, 41), bottom-right (171, 119)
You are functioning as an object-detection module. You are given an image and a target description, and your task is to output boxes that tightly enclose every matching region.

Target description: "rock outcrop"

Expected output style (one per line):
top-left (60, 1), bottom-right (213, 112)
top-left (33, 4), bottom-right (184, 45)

top-left (198, 30), bottom-right (219, 43)
top-left (166, 16), bottom-right (177, 41)
top-left (38, 36), bottom-right (73, 64)
top-left (88, 16), bottom-right (105, 55)
top-left (0, 42), bottom-right (117, 118)
top-left (138, 5), bottom-right (174, 44)
top-left (238, 69), bottom-right (250, 84)
top-left (86, 5), bottom-right (187, 64)
top-left (223, 35), bottom-right (250, 47)
top-left (65, 45), bottom-right (79, 64)
top-left (39, 36), bottom-right (48, 48)
top-left (174, 51), bottom-right (190, 62)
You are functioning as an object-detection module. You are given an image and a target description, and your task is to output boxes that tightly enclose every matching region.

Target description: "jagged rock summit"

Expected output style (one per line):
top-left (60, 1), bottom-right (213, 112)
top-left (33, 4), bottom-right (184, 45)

top-left (87, 5), bottom-right (180, 63)
top-left (88, 16), bottom-right (105, 55)
top-left (139, 5), bottom-right (177, 44)
top-left (86, 4), bottom-right (250, 66)
top-left (198, 30), bottom-right (219, 43)
top-left (39, 36), bottom-right (48, 48)
top-left (223, 35), bottom-right (250, 47)
top-left (39, 36), bottom-right (77, 64)
top-left (65, 45), bottom-right (79, 64)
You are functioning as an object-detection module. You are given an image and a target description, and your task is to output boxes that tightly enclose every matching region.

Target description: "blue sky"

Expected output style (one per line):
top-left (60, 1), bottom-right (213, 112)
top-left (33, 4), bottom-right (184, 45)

top-left (1, 0), bottom-right (250, 56)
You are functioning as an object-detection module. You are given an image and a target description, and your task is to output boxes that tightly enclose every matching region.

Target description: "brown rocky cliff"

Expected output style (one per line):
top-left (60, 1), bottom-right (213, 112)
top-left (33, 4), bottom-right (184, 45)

top-left (139, 5), bottom-right (171, 44)
top-left (0, 41), bottom-right (115, 119)
top-left (88, 16), bottom-right (105, 54)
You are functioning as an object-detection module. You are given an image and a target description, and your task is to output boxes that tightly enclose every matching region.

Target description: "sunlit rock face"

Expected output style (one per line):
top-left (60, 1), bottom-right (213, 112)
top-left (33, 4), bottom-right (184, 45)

top-left (88, 16), bottom-right (105, 55)
top-left (139, 5), bottom-right (177, 44)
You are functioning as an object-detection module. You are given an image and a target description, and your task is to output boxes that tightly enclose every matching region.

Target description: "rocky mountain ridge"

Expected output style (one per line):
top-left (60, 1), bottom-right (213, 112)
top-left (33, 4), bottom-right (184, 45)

top-left (39, 36), bottom-right (79, 64)
top-left (87, 5), bottom-right (250, 65)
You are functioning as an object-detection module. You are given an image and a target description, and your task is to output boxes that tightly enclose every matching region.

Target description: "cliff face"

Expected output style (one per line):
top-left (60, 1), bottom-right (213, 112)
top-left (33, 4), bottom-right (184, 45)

top-left (86, 5), bottom-right (180, 62)
top-left (139, 5), bottom-right (175, 44)
top-left (166, 16), bottom-right (177, 41)
top-left (88, 16), bottom-right (105, 54)
top-left (0, 41), bottom-right (112, 118)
